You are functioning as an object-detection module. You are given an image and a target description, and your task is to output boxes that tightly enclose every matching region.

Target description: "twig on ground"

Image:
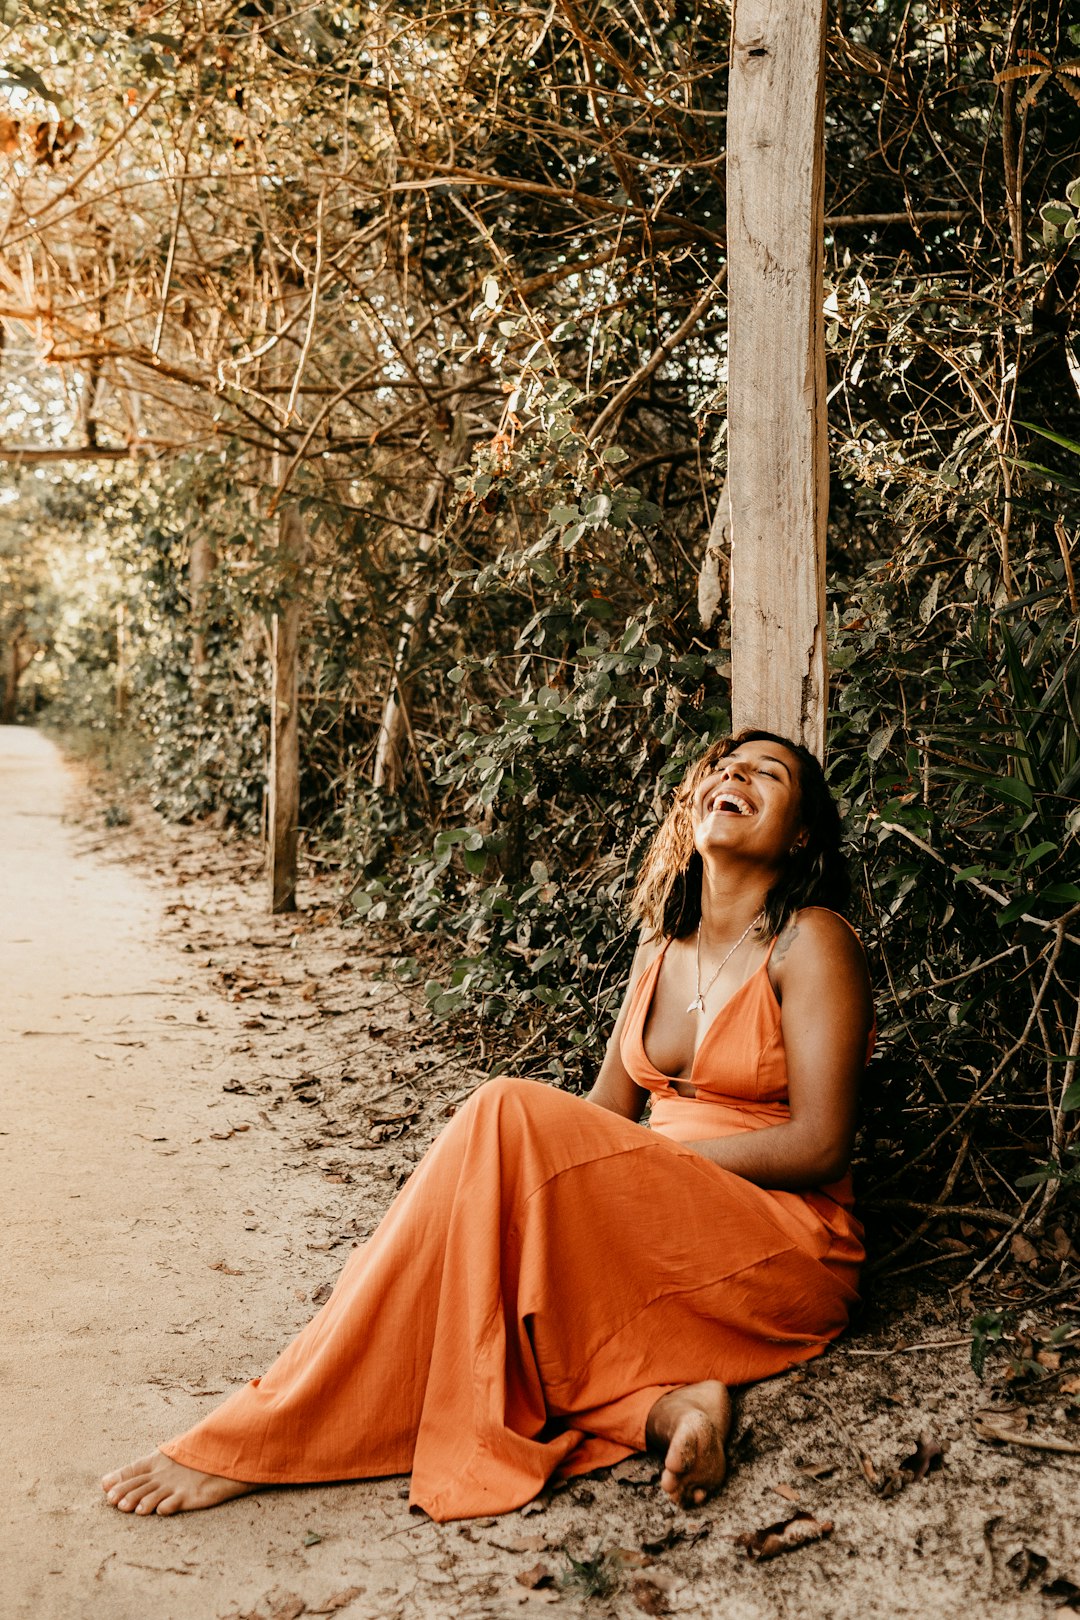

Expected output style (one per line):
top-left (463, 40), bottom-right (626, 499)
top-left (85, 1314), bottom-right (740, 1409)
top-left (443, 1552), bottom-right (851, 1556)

top-left (975, 1419), bottom-right (1080, 1456)
top-left (844, 1336), bottom-right (971, 1358)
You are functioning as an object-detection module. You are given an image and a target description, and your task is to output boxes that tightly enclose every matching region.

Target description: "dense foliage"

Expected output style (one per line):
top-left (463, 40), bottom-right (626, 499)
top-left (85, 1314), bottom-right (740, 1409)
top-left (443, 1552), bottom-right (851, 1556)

top-left (2, 0), bottom-right (1079, 1258)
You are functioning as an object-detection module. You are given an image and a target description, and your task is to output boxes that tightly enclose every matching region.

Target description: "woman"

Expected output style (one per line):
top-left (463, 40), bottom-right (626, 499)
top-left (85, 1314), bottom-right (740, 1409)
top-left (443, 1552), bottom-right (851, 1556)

top-left (102, 729), bottom-right (873, 1522)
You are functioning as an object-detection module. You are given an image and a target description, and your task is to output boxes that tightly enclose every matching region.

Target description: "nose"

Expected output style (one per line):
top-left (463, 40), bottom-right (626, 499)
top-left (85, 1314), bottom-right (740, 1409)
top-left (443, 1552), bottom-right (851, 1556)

top-left (719, 760), bottom-right (747, 783)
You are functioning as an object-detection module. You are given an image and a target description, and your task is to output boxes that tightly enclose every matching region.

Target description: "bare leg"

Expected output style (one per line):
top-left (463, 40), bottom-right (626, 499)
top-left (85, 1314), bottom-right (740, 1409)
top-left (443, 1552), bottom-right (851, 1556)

top-left (101, 1452), bottom-right (255, 1516)
top-left (645, 1381), bottom-right (732, 1509)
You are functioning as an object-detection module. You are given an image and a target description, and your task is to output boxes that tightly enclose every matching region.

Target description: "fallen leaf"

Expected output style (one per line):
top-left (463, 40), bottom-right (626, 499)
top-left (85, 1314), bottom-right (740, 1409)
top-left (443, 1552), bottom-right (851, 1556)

top-left (898, 1431), bottom-right (946, 1482)
top-left (640, 1523), bottom-right (709, 1556)
top-left (268, 1595), bottom-right (306, 1620)
top-left (303, 1530), bottom-right (323, 1546)
top-left (515, 1562), bottom-right (554, 1590)
top-left (737, 1511), bottom-right (834, 1562)
top-left (1050, 1226), bottom-right (1074, 1261)
top-left (771, 1482), bottom-right (801, 1503)
top-left (1060, 1375), bottom-right (1080, 1395)
top-left (1011, 1233), bottom-right (1039, 1267)
top-left (632, 1574), bottom-right (670, 1614)
top-left (611, 1548), bottom-right (654, 1569)
top-left (209, 1260), bottom-right (245, 1276)
top-left (1035, 1349), bottom-right (1062, 1370)
top-left (308, 1587), bottom-right (365, 1614)
top-left (500, 1535), bottom-right (549, 1553)
top-left (797, 1460), bottom-right (838, 1480)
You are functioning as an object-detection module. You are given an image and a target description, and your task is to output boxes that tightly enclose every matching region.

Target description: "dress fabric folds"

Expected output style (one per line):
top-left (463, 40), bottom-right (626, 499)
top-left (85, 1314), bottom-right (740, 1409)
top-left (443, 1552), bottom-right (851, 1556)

top-left (160, 914), bottom-right (865, 1522)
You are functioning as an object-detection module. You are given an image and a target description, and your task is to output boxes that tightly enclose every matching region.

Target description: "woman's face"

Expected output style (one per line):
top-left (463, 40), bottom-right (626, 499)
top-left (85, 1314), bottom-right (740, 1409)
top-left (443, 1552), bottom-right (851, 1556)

top-left (690, 739), bottom-right (806, 869)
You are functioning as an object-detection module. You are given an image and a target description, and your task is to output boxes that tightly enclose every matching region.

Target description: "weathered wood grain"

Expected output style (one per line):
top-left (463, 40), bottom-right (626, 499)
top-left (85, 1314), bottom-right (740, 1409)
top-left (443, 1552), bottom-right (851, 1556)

top-left (727, 0), bottom-right (829, 757)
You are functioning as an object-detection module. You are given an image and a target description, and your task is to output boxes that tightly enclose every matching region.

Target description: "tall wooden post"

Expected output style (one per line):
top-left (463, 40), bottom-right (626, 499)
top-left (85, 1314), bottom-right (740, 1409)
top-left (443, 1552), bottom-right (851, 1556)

top-left (726, 0), bottom-right (829, 757)
top-left (268, 492), bottom-right (303, 913)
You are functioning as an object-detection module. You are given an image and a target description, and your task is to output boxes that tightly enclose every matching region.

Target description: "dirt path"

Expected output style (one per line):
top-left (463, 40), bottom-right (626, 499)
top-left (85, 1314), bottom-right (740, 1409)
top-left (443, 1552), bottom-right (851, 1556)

top-left (2, 725), bottom-right (1077, 1620)
top-left (0, 728), bottom-right (448, 1619)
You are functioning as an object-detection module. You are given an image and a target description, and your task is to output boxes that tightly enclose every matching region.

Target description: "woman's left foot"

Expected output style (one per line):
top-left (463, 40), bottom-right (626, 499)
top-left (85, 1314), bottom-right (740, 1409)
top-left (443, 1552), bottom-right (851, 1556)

top-left (645, 1381), bottom-right (732, 1508)
top-left (102, 1450), bottom-right (255, 1515)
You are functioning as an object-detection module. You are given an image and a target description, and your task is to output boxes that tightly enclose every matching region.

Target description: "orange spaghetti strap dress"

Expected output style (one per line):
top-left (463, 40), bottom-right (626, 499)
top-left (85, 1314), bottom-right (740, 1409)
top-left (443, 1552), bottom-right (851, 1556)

top-left (159, 910), bottom-right (868, 1522)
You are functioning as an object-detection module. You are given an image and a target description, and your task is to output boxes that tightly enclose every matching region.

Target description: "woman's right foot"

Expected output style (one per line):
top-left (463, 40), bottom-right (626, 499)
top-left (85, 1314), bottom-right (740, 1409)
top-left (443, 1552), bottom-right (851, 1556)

top-left (645, 1380), bottom-right (733, 1509)
top-left (101, 1450), bottom-right (255, 1515)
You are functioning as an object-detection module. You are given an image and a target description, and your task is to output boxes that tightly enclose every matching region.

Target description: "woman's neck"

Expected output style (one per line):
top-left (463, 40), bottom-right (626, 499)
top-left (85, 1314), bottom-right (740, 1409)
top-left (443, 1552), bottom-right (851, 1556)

top-left (698, 863), bottom-right (774, 947)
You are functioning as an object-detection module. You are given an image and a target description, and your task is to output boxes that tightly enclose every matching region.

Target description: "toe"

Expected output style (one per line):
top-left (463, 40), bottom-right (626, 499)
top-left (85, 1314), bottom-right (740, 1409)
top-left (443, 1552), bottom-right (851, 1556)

top-left (155, 1492), bottom-right (183, 1516)
top-left (134, 1487), bottom-right (171, 1516)
top-left (111, 1476), bottom-right (154, 1511)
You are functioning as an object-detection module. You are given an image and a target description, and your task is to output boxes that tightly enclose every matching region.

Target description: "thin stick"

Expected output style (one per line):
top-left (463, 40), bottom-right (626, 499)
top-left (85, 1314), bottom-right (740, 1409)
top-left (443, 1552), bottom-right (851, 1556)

top-left (976, 1421), bottom-right (1080, 1456)
top-left (844, 1337), bottom-right (970, 1358)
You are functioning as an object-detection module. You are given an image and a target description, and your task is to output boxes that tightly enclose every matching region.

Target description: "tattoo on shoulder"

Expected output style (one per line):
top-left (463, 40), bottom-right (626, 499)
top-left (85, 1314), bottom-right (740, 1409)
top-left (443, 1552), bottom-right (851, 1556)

top-left (772, 921), bottom-right (799, 964)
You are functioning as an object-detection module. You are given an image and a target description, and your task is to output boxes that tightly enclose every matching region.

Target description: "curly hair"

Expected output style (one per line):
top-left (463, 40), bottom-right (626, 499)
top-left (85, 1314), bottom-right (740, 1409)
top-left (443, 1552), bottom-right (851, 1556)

top-left (629, 728), bottom-right (851, 942)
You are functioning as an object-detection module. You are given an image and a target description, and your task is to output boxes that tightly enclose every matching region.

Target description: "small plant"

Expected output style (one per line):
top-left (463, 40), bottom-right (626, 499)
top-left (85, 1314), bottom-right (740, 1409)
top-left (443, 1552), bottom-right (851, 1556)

top-left (970, 1311), bottom-right (1007, 1379)
top-left (560, 1544), bottom-right (618, 1600)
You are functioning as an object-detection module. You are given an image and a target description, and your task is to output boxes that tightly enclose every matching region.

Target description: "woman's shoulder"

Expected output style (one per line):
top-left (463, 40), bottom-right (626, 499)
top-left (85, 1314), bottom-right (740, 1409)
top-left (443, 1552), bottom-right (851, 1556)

top-left (772, 907), bottom-right (869, 973)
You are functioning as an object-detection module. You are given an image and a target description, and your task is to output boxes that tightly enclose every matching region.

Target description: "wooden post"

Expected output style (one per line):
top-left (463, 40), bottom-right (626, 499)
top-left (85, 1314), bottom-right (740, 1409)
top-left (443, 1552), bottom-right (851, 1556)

top-left (268, 494), bottom-right (303, 914)
top-left (726, 0), bottom-right (829, 757)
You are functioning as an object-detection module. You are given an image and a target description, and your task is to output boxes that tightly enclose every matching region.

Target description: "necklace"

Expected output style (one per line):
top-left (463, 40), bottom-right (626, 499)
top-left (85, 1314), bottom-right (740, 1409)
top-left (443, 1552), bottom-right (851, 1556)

top-left (686, 910), bottom-right (765, 1015)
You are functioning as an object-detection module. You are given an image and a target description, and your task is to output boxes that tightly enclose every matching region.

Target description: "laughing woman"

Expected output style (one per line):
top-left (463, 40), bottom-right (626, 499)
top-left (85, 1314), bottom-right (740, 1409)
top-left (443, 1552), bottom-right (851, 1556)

top-left (102, 728), bottom-right (873, 1522)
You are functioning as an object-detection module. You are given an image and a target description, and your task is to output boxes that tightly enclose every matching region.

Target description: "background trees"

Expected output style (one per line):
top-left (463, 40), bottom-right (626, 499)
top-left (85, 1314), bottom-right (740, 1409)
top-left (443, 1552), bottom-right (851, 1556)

top-left (2, 0), bottom-right (1078, 1248)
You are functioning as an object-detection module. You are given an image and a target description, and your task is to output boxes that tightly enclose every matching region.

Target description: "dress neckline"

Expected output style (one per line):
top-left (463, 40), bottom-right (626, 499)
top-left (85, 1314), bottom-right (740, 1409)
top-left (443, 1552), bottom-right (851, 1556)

top-left (637, 933), bottom-right (780, 1085)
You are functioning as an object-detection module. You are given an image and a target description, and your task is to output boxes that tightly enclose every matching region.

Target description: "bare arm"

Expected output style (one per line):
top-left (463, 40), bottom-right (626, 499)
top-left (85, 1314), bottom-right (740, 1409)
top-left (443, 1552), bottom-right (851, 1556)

top-left (681, 912), bottom-right (873, 1191)
top-left (585, 938), bottom-right (658, 1123)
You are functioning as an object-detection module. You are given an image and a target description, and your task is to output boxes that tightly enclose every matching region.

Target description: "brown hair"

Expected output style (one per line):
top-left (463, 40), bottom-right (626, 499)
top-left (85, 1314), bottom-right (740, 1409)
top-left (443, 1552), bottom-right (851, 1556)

top-left (629, 728), bottom-right (851, 941)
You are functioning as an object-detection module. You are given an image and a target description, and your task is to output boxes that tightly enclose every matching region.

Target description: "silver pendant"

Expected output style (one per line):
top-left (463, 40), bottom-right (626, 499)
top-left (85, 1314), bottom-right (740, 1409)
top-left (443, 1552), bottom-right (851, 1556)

top-left (686, 995), bottom-right (706, 1014)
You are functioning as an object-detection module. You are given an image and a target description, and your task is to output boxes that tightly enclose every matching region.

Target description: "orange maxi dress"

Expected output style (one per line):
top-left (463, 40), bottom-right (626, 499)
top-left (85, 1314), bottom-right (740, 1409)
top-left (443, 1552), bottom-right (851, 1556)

top-left (160, 926), bottom-right (865, 1522)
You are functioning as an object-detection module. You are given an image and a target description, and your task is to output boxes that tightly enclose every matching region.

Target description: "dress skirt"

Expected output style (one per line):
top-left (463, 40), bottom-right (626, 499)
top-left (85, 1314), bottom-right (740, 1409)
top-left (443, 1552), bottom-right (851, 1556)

top-left (160, 1078), bottom-right (860, 1522)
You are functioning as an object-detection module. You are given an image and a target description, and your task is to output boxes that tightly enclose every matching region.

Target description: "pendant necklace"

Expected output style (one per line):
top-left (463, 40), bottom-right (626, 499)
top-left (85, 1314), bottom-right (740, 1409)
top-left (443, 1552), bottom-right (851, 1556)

top-left (686, 909), bottom-right (765, 1015)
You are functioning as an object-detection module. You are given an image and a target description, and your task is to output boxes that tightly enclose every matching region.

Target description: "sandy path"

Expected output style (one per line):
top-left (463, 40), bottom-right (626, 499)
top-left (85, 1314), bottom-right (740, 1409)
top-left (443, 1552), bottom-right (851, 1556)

top-left (0, 729), bottom-right (424, 1620)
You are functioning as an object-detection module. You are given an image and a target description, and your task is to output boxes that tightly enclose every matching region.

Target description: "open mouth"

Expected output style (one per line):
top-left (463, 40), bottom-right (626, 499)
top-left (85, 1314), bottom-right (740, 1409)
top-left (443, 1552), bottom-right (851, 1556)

top-left (706, 790), bottom-right (755, 817)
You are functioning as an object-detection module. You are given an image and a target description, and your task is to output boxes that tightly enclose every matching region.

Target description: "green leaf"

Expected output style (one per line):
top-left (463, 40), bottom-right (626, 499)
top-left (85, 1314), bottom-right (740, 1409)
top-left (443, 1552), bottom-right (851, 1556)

top-left (1018, 421), bottom-right (1080, 457)
top-left (867, 723), bottom-right (895, 762)
top-left (991, 778), bottom-right (1033, 810)
top-left (1038, 882), bottom-right (1080, 904)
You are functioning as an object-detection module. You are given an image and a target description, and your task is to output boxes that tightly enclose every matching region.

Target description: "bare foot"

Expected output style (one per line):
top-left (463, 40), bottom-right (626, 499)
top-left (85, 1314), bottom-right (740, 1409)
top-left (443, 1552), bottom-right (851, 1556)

top-left (101, 1451), bottom-right (255, 1516)
top-left (645, 1381), bottom-right (733, 1509)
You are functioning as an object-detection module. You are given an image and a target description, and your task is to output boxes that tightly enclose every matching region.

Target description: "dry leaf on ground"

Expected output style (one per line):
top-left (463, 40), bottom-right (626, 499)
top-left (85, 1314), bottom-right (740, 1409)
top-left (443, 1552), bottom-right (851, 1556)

top-left (307, 1590), bottom-right (365, 1615)
top-left (632, 1573), bottom-right (670, 1615)
top-left (736, 1510), bottom-right (834, 1562)
top-left (515, 1562), bottom-right (554, 1590)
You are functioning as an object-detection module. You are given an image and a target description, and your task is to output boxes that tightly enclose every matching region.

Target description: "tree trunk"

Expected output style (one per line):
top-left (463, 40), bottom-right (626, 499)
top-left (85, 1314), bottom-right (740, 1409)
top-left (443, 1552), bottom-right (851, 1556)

top-left (726, 0), bottom-right (829, 757)
top-left (189, 531), bottom-right (216, 695)
top-left (268, 496), bottom-right (304, 914)
top-left (698, 477), bottom-right (730, 633)
top-left (372, 449), bottom-right (456, 795)
top-left (2, 633), bottom-right (22, 724)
